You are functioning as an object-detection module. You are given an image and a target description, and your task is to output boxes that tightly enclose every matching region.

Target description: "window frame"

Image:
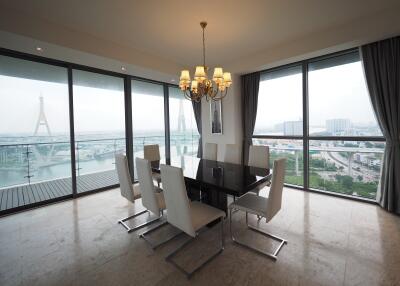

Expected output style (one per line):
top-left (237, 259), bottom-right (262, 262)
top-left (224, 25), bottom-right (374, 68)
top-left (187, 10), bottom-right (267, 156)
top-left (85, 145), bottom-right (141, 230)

top-left (251, 48), bottom-right (385, 203)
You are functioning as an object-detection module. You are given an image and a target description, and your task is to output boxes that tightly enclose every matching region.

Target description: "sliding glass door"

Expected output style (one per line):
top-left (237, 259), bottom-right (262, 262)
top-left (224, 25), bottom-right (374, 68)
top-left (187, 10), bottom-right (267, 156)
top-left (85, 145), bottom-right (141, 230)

top-left (72, 70), bottom-right (125, 193)
top-left (131, 80), bottom-right (165, 179)
top-left (0, 55), bottom-right (71, 212)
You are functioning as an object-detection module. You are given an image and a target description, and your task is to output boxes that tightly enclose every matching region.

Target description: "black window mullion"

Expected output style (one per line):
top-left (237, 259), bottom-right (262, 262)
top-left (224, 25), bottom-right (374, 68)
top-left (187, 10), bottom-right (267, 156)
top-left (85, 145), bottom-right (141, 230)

top-left (164, 84), bottom-right (171, 164)
top-left (124, 76), bottom-right (134, 180)
top-left (303, 62), bottom-right (309, 191)
top-left (67, 66), bottom-right (77, 198)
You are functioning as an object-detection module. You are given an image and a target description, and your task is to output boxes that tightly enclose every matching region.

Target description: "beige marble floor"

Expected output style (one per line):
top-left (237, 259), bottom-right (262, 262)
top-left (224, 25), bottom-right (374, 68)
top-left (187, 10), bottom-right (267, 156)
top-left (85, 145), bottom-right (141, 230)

top-left (0, 187), bottom-right (400, 286)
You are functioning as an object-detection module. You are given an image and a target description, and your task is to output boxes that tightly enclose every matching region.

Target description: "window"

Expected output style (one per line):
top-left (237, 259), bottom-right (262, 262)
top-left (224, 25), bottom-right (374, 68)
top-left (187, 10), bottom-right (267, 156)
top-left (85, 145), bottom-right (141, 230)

top-left (0, 48), bottom-right (194, 215)
top-left (253, 139), bottom-right (303, 187)
top-left (254, 66), bottom-right (303, 135)
top-left (0, 55), bottom-right (71, 211)
top-left (131, 80), bottom-right (165, 178)
top-left (169, 87), bottom-right (199, 158)
top-left (308, 52), bottom-right (381, 137)
top-left (253, 50), bottom-right (384, 201)
top-left (309, 140), bottom-right (384, 199)
top-left (73, 70), bottom-right (125, 193)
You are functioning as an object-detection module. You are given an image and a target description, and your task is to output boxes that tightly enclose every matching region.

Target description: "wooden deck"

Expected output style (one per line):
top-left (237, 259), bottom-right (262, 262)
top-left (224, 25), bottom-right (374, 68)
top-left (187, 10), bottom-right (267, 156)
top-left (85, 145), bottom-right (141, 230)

top-left (0, 170), bottom-right (118, 213)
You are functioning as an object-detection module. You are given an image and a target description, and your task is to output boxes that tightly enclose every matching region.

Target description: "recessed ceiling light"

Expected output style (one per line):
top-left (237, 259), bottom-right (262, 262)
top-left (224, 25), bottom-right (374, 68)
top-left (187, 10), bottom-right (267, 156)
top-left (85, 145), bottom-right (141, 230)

top-left (36, 47), bottom-right (43, 52)
top-left (171, 79), bottom-right (176, 82)
top-left (121, 66), bottom-right (126, 71)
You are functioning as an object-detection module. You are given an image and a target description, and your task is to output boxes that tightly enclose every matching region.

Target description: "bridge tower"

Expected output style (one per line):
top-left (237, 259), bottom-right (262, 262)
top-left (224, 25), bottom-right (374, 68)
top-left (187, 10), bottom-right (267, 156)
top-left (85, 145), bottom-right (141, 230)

top-left (34, 95), bottom-right (52, 136)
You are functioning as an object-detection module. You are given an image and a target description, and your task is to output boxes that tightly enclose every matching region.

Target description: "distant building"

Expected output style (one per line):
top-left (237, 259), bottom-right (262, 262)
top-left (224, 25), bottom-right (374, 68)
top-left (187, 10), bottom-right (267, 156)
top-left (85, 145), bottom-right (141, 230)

top-left (326, 119), bottom-right (351, 135)
top-left (283, 121), bottom-right (303, 136)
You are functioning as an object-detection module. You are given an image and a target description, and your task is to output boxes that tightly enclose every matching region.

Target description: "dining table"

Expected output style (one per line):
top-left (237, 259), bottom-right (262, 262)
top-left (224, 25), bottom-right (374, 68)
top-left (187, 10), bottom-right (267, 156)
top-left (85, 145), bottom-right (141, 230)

top-left (152, 155), bottom-right (272, 214)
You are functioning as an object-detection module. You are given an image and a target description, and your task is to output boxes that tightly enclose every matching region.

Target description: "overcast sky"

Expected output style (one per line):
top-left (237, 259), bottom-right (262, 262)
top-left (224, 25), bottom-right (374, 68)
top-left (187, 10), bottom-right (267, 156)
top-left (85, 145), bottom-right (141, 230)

top-left (0, 61), bottom-right (378, 137)
top-left (0, 75), bottom-right (196, 135)
top-left (254, 61), bottom-right (379, 132)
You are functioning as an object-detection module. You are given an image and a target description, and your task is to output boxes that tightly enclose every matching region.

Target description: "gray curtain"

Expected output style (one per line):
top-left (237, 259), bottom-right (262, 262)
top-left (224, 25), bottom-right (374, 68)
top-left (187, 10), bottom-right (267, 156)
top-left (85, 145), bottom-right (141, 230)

top-left (241, 72), bottom-right (260, 164)
top-left (192, 100), bottom-right (203, 158)
top-left (361, 36), bottom-right (400, 214)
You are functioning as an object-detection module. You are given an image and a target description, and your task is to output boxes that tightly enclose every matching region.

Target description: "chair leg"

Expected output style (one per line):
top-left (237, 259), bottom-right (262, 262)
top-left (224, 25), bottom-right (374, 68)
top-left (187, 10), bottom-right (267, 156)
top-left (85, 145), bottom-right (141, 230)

top-left (230, 207), bottom-right (287, 260)
top-left (166, 217), bottom-right (225, 279)
top-left (118, 209), bottom-right (163, 233)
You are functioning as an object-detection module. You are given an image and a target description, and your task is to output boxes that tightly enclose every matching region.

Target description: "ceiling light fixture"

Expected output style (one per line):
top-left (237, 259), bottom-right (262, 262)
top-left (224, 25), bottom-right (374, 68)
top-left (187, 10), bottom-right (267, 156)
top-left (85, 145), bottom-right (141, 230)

top-left (36, 47), bottom-right (43, 52)
top-left (121, 66), bottom-right (126, 71)
top-left (179, 22), bottom-right (232, 102)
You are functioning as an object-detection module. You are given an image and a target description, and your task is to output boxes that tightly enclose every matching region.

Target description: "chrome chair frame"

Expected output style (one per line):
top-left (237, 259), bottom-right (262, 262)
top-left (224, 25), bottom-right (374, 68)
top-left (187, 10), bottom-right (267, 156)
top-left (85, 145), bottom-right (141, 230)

top-left (229, 208), bottom-right (287, 260)
top-left (118, 209), bottom-right (164, 233)
top-left (165, 217), bottom-right (225, 279)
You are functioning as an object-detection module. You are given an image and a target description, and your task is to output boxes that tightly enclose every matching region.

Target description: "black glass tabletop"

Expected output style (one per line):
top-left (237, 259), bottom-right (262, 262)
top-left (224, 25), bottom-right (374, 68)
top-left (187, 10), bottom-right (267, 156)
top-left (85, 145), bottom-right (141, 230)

top-left (153, 156), bottom-right (271, 197)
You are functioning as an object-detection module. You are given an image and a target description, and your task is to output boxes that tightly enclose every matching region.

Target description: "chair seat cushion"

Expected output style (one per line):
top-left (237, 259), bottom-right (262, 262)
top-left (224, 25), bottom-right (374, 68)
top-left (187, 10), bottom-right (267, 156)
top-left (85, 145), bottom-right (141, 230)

top-left (229, 193), bottom-right (268, 217)
top-left (190, 201), bottom-right (226, 232)
top-left (249, 181), bottom-right (270, 194)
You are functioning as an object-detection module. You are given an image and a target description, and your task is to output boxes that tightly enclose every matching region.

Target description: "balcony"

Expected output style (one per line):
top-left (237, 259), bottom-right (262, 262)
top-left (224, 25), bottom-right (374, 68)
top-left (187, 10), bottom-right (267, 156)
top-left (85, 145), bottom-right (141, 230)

top-left (0, 134), bottom-right (199, 213)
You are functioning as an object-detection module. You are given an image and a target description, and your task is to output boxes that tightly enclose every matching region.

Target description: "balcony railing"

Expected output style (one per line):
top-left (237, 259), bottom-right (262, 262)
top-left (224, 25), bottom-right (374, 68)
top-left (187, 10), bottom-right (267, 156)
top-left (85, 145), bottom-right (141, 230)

top-left (0, 134), bottom-right (199, 189)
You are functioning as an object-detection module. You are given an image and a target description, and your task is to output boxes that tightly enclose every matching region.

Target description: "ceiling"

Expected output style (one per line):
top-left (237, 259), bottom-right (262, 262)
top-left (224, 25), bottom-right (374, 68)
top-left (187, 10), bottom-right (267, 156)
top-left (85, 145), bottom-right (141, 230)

top-left (0, 0), bottom-right (400, 73)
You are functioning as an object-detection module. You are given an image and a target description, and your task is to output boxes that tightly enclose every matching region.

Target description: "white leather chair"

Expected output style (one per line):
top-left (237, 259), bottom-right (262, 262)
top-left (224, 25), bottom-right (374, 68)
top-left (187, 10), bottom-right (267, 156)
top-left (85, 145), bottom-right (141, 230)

top-left (160, 164), bottom-right (225, 278)
top-left (229, 158), bottom-right (287, 260)
top-left (115, 153), bottom-right (147, 233)
top-left (136, 158), bottom-right (181, 248)
top-left (144, 144), bottom-right (162, 187)
top-left (224, 144), bottom-right (241, 164)
top-left (248, 145), bottom-right (271, 195)
top-left (203, 142), bottom-right (218, 161)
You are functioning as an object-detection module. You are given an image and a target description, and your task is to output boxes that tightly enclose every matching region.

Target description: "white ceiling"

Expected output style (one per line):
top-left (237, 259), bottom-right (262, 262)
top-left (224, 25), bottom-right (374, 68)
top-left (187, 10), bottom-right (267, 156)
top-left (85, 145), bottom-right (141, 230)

top-left (1, 0), bottom-right (400, 73)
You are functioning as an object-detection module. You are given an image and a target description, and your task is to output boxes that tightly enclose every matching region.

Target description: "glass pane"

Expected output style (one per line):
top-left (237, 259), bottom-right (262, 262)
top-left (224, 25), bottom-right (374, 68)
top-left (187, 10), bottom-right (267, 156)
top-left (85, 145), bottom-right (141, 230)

top-left (308, 51), bottom-right (382, 136)
top-left (169, 87), bottom-right (200, 159)
top-left (254, 65), bottom-right (303, 135)
top-left (132, 80), bottom-right (165, 179)
top-left (309, 140), bottom-right (384, 200)
top-left (73, 70), bottom-right (125, 193)
top-left (0, 55), bottom-right (71, 211)
top-left (252, 139), bottom-right (303, 187)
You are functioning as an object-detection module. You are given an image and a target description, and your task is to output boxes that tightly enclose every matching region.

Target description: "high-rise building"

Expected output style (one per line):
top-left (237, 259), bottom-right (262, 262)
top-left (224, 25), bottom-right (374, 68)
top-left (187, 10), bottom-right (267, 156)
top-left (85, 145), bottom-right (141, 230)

top-left (283, 121), bottom-right (303, 135)
top-left (326, 119), bottom-right (351, 135)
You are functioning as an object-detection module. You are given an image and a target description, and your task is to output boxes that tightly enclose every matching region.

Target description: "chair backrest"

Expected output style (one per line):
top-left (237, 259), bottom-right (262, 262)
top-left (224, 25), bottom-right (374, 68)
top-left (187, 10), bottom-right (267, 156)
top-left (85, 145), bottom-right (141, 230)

top-left (136, 157), bottom-right (160, 216)
top-left (266, 158), bottom-right (286, 222)
top-left (144, 144), bottom-right (160, 162)
top-left (115, 153), bottom-right (135, 202)
top-left (248, 145), bottom-right (270, 169)
top-left (160, 164), bottom-right (196, 237)
top-left (204, 142), bottom-right (218, 161)
top-left (224, 144), bottom-right (241, 164)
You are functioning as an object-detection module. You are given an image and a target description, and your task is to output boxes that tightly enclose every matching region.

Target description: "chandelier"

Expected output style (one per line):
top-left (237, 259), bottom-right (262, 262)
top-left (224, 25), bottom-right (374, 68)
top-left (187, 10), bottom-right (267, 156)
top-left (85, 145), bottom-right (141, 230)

top-left (179, 22), bottom-right (232, 102)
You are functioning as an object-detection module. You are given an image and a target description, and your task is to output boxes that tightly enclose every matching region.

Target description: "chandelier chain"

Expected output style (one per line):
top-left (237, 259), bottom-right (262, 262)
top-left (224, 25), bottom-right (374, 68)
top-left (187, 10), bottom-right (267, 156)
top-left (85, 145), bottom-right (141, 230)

top-left (202, 25), bottom-right (206, 67)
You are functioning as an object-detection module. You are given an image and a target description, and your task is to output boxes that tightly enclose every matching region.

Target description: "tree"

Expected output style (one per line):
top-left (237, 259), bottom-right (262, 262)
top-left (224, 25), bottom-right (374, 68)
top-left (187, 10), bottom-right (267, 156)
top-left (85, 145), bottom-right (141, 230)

top-left (341, 175), bottom-right (354, 189)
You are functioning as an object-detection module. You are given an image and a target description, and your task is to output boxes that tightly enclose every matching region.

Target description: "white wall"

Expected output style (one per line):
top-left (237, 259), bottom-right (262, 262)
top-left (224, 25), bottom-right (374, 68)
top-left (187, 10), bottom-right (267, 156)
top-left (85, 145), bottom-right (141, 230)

top-left (201, 74), bottom-right (242, 161)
